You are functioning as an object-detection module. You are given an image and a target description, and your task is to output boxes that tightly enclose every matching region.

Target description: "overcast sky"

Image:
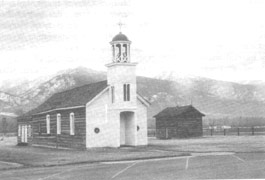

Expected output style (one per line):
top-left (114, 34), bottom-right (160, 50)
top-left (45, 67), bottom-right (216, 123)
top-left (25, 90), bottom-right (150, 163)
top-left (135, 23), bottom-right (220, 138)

top-left (1, 0), bottom-right (265, 84)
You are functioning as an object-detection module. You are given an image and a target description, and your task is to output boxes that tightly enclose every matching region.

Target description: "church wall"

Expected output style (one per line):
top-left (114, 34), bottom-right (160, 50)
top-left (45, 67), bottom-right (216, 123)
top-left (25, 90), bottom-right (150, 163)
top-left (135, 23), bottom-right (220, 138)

top-left (107, 64), bottom-right (136, 85)
top-left (136, 99), bottom-right (148, 145)
top-left (107, 64), bottom-right (137, 109)
top-left (86, 89), bottom-right (120, 148)
top-left (120, 115), bottom-right (125, 145)
top-left (31, 107), bottom-right (86, 149)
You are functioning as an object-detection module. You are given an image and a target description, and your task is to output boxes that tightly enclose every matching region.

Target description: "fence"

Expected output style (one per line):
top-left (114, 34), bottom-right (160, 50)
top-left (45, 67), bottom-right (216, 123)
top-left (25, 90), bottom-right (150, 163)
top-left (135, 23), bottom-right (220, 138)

top-left (0, 132), bottom-right (17, 137)
top-left (203, 126), bottom-right (265, 136)
top-left (148, 126), bottom-right (265, 138)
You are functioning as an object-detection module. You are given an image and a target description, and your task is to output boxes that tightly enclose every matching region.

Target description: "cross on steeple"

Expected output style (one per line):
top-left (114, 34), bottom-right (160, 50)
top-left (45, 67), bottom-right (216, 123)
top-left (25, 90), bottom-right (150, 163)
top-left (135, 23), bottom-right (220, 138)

top-left (118, 21), bottom-right (124, 32)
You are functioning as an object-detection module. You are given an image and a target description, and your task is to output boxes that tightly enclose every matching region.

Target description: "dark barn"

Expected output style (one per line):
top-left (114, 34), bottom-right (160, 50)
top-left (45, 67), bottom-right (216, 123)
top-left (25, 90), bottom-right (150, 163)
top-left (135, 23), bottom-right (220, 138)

top-left (154, 105), bottom-right (205, 139)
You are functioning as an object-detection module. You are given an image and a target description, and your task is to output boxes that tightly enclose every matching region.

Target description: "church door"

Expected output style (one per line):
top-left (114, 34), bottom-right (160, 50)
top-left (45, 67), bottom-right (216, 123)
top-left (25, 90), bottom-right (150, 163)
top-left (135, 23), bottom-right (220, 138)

top-left (120, 111), bottom-right (135, 146)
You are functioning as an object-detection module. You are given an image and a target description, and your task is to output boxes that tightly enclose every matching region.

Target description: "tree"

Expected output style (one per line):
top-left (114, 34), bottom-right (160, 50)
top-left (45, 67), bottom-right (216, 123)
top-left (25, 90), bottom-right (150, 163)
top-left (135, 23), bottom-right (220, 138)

top-left (1, 117), bottom-right (8, 140)
top-left (208, 119), bottom-right (216, 129)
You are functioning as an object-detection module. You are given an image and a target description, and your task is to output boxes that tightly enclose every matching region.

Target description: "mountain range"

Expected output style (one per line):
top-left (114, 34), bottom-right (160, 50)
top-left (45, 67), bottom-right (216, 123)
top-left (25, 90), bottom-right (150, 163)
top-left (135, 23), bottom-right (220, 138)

top-left (1, 67), bottom-right (265, 126)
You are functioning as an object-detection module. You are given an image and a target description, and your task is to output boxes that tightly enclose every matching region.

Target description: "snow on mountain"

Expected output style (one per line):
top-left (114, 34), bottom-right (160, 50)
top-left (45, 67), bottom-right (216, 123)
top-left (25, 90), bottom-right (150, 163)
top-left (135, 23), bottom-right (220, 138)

top-left (0, 91), bottom-right (21, 104)
top-left (1, 67), bottom-right (265, 119)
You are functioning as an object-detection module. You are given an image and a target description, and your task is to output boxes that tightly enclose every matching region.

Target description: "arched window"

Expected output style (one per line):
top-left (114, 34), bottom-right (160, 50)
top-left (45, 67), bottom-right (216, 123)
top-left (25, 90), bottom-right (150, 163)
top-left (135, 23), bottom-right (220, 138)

top-left (111, 86), bottom-right (115, 103)
top-left (18, 125), bottom-right (21, 137)
top-left (57, 114), bottom-right (61, 135)
top-left (112, 45), bottom-right (115, 62)
top-left (38, 123), bottom-right (41, 135)
top-left (123, 84), bottom-right (130, 101)
top-left (115, 44), bottom-right (121, 62)
top-left (122, 44), bottom-right (128, 62)
top-left (28, 125), bottom-right (32, 137)
top-left (46, 114), bottom-right (50, 134)
top-left (70, 113), bottom-right (75, 135)
top-left (127, 84), bottom-right (130, 101)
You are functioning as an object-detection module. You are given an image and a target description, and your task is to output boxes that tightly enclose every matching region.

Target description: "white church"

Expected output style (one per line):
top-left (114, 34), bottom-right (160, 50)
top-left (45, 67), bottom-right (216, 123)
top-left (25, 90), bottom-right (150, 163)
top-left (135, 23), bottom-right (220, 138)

top-left (17, 31), bottom-right (150, 149)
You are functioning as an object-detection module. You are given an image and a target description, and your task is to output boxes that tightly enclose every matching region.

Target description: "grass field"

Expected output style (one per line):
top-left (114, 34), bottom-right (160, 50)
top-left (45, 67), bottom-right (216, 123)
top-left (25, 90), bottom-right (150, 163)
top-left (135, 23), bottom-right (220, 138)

top-left (0, 136), bottom-right (264, 169)
top-left (149, 136), bottom-right (265, 153)
top-left (0, 137), bottom-right (185, 168)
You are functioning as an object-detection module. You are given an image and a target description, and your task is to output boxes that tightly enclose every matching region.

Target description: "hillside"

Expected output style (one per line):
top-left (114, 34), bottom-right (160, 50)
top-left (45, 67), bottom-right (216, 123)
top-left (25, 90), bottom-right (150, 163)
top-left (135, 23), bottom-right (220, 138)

top-left (1, 67), bottom-right (265, 128)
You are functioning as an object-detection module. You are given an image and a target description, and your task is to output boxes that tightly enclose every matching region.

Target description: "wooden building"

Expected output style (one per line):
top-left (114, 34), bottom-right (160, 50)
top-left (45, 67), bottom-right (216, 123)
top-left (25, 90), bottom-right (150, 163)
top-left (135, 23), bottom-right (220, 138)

top-left (17, 114), bottom-right (32, 145)
top-left (17, 32), bottom-right (150, 149)
top-left (154, 105), bottom-right (205, 139)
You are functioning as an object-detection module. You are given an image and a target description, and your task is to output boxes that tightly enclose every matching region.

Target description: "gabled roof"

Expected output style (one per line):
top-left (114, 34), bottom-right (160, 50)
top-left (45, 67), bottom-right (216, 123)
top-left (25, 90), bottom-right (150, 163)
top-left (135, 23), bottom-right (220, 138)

top-left (18, 79), bottom-right (151, 120)
top-left (154, 105), bottom-right (205, 118)
top-left (31, 80), bottom-right (108, 115)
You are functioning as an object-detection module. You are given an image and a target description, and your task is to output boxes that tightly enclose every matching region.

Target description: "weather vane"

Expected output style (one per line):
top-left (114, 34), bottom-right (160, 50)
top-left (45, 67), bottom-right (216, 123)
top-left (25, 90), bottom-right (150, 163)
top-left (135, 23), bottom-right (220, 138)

top-left (118, 21), bottom-right (124, 32)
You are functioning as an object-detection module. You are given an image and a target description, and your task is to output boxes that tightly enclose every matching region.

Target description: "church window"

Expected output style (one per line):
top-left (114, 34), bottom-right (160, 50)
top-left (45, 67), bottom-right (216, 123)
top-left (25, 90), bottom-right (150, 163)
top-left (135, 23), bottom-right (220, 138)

top-left (94, 128), bottom-right (100, 134)
top-left (18, 125), bottom-right (21, 137)
top-left (123, 84), bottom-right (130, 101)
top-left (70, 113), bottom-right (75, 135)
top-left (127, 84), bottom-right (130, 101)
top-left (46, 115), bottom-right (50, 134)
top-left (38, 123), bottom-right (41, 135)
top-left (123, 84), bottom-right (126, 101)
top-left (115, 44), bottom-right (121, 62)
top-left (111, 86), bottom-right (115, 103)
top-left (122, 44), bottom-right (128, 62)
top-left (57, 114), bottom-right (61, 135)
top-left (112, 45), bottom-right (115, 62)
top-left (28, 125), bottom-right (31, 137)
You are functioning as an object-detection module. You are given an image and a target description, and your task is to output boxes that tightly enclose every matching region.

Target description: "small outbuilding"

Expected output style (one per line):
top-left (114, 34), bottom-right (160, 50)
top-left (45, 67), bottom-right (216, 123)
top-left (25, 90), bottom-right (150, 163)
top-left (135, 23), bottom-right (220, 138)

top-left (154, 105), bottom-right (205, 139)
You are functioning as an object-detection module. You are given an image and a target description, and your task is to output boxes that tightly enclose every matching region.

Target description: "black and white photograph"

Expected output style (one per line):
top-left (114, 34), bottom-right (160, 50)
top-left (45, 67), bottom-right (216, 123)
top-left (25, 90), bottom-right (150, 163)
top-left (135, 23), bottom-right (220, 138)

top-left (1, 0), bottom-right (265, 179)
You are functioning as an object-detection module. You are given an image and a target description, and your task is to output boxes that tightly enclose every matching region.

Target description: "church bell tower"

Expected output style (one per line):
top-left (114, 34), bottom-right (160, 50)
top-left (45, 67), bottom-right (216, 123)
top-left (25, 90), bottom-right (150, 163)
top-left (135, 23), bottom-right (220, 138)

top-left (106, 31), bottom-right (137, 109)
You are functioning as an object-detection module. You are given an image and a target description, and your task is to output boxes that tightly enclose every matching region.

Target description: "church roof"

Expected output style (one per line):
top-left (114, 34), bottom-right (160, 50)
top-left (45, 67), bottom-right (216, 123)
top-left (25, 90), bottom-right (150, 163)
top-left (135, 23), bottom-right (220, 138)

top-left (30, 80), bottom-right (108, 115)
top-left (154, 105), bottom-right (205, 118)
top-left (112, 32), bottom-right (129, 41)
top-left (18, 79), bottom-right (150, 120)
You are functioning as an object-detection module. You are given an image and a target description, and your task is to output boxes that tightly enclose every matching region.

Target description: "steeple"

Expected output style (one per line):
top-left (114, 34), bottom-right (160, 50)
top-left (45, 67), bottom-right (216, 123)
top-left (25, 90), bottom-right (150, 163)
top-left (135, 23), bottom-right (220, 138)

top-left (110, 31), bottom-right (131, 63)
top-left (118, 21), bottom-right (124, 32)
top-left (106, 30), bottom-right (137, 109)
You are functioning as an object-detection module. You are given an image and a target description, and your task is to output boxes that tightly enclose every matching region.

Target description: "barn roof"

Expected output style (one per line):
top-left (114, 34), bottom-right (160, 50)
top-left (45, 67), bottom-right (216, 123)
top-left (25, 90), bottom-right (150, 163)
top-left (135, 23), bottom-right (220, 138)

top-left (154, 105), bottom-right (205, 118)
top-left (17, 114), bottom-right (32, 122)
top-left (26, 80), bottom-right (108, 116)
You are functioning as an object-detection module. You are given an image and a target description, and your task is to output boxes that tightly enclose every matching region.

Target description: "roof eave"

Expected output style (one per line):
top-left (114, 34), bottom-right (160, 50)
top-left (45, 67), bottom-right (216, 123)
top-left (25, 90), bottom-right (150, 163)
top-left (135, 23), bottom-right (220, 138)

top-left (137, 93), bottom-right (151, 107)
top-left (32, 105), bottom-right (86, 116)
top-left (85, 86), bottom-right (110, 107)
